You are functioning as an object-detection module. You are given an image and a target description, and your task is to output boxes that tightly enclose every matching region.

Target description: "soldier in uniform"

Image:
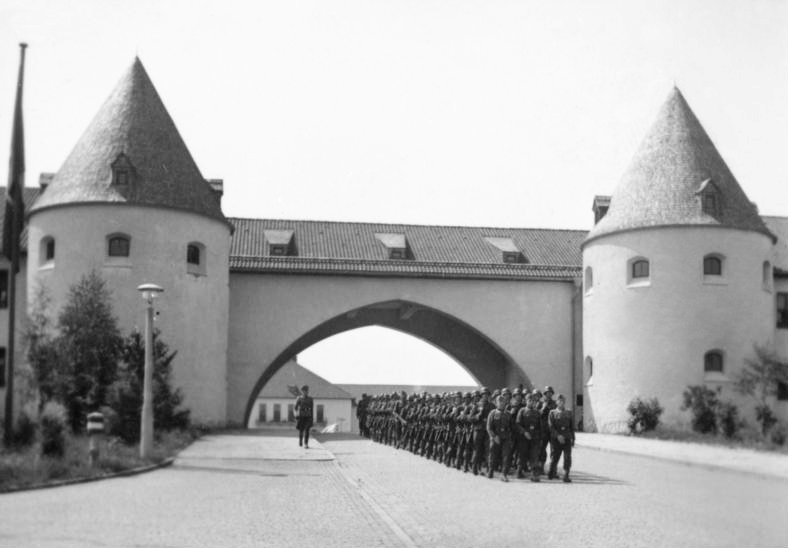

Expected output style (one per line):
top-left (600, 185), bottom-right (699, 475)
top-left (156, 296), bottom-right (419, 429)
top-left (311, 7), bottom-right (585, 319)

top-left (294, 385), bottom-right (314, 448)
top-left (470, 387), bottom-right (494, 475)
top-left (548, 393), bottom-right (575, 482)
top-left (515, 393), bottom-right (542, 481)
top-left (537, 386), bottom-right (556, 475)
top-left (486, 395), bottom-right (514, 482)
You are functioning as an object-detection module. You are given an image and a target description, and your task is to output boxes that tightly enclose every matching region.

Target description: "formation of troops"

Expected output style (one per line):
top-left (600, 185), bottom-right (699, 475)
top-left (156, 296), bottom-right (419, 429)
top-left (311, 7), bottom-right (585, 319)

top-left (356, 386), bottom-right (575, 482)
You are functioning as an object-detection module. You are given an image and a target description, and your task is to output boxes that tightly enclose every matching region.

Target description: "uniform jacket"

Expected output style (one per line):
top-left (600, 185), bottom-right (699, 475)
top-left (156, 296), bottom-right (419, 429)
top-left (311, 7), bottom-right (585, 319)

top-left (548, 408), bottom-right (575, 443)
top-left (486, 408), bottom-right (514, 440)
top-left (515, 407), bottom-right (543, 440)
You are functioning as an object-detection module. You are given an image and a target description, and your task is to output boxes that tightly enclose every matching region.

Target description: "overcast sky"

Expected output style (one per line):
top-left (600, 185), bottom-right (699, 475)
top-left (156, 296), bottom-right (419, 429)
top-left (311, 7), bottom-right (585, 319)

top-left (2, 0), bottom-right (786, 385)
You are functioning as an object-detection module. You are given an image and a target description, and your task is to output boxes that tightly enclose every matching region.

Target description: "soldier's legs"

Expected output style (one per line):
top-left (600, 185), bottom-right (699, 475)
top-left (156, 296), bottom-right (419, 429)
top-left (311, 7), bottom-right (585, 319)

top-left (501, 438), bottom-right (512, 478)
top-left (548, 438), bottom-right (563, 479)
top-left (471, 430), bottom-right (486, 475)
top-left (539, 436), bottom-right (550, 474)
top-left (487, 440), bottom-right (501, 478)
top-left (516, 437), bottom-right (529, 478)
top-left (562, 443), bottom-right (572, 481)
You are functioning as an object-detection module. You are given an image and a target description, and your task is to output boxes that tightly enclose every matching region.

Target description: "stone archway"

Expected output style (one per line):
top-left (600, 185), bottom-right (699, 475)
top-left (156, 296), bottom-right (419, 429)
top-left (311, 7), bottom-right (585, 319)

top-left (242, 299), bottom-right (529, 426)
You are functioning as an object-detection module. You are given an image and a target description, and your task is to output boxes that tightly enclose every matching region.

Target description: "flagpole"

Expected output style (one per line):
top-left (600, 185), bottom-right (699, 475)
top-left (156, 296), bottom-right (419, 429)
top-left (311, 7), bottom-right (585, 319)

top-left (3, 43), bottom-right (27, 446)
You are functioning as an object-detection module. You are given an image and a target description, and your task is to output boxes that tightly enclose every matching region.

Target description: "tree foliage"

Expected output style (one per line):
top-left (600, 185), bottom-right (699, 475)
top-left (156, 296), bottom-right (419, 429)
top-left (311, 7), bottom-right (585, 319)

top-left (56, 271), bottom-right (123, 433)
top-left (23, 283), bottom-right (62, 411)
top-left (107, 329), bottom-right (190, 443)
top-left (681, 385), bottom-right (719, 434)
top-left (626, 397), bottom-right (663, 434)
top-left (736, 344), bottom-right (788, 434)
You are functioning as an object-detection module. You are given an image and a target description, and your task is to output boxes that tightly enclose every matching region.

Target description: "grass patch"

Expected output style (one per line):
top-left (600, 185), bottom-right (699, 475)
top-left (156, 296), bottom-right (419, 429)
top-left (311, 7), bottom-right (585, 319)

top-left (0, 429), bottom-right (199, 492)
top-left (634, 425), bottom-right (788, 455)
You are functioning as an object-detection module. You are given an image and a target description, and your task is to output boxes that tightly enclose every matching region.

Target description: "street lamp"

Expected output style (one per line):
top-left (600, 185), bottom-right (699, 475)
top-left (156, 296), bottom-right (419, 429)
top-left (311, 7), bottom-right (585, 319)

top-left (137, 283), bottom-right (163, 459)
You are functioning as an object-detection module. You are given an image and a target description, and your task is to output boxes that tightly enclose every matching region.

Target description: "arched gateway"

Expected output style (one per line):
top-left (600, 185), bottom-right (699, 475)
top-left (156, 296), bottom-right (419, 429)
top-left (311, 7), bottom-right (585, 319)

top-left (227, 218), bottom-right (586, 426)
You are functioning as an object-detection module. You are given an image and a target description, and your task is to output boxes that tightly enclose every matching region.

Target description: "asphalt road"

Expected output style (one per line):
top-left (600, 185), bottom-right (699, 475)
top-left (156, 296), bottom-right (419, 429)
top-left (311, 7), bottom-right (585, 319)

top-left (0, 432), bottom-right (785, 548)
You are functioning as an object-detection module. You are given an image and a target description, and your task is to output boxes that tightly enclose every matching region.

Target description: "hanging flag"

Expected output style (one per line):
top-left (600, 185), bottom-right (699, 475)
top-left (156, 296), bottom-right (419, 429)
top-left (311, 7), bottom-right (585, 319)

top-left (2, 43), bottom-right (27, 272)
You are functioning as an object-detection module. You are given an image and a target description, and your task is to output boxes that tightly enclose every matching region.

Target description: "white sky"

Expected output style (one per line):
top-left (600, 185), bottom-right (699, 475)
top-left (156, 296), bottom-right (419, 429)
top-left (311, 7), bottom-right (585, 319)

top-left (1, 0), bottom-right (786, 385)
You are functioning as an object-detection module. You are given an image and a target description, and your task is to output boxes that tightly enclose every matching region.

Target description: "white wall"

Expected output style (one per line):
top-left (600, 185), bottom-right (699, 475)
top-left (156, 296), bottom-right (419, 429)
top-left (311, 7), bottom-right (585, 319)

top-left (28, 204), bottom-right (231, 424)
top-left (583, 227), bottom-right (775, 431)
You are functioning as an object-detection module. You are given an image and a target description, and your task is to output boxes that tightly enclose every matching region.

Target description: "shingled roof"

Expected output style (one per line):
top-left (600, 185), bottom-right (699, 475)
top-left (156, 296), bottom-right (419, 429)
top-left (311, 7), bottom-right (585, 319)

top-left (258, 360), bottom-right (354, 400)
top-left (30, 58), bottom-right (228, 225)
top-left (585, 88), bottom-right (774, 246)
top-left (229, 217), bottom-right (586, 281)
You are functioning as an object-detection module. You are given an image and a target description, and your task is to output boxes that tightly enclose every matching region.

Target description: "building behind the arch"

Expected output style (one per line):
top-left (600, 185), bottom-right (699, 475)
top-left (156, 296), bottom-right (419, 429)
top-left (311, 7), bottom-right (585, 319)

top-left (0, 59), bottom-right (785, 432)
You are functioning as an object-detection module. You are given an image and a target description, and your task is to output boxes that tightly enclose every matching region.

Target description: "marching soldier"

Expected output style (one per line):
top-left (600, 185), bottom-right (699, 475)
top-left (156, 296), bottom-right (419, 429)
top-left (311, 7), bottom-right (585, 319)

top-left (470, 387), bottom-right (494, 475)
top-left (515, 393), bottom-right (542, 481)
top-left (537, 386), bottom-right (556, 475)
top-left (548, 393), bottom-right (575, 482)
top-left (486, 395), bottom-right (514, 482)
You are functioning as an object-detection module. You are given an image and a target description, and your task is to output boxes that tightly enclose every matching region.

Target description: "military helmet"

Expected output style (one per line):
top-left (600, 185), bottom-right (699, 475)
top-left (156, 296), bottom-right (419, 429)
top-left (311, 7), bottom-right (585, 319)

top-left (512, 387), bottom-right (521, 396)
top-left (480, 386), bottom-right (490, 395)
top-left (472, 390), bottom-right (481, 397)
top-left (463, 391), bottom-right (472, 399)
top-left (544, 386), bottom-right (555, 394)
top-left (501, 387), bottom-right (512, 396)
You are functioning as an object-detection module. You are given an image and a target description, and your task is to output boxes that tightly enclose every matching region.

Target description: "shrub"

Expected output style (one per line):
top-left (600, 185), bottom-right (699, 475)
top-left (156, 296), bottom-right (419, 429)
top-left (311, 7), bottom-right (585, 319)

top-left (40, 402), bottom-right (68, 457)
top-left (627, 397), bottom-right (663, 434)
top-left (770, 423), bottom-right (787, 446)
top-left (11, 407), bottom-right (37, 448)
top-left (715, 401), bottom-right (740, 439)
top-left (681, 385), bottom-right (719, 434)
top-left (755, 404), bottom-right (778, 435)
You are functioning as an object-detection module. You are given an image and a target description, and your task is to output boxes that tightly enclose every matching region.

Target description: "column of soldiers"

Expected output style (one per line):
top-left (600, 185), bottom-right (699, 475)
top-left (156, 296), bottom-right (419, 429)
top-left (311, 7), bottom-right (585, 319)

top-left (356, 385), bottom-right (575, 483)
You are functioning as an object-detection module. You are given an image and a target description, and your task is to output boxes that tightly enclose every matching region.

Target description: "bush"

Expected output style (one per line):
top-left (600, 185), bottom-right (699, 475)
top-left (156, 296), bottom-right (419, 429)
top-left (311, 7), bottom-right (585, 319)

top-left (40, 402), bottom-right (68, 457)
top-left (771, 423), bottom-right (787, 446)
top-left (715, 401), bottom-right (740, 439)
top-left (755, 404), bottom-right (778, 435)
top-left (11, 408), bottom-right (37, 448)
top-left (681, 385), bottom-right (719, 434)
top-left (627, 397), bottom-right (663, 434)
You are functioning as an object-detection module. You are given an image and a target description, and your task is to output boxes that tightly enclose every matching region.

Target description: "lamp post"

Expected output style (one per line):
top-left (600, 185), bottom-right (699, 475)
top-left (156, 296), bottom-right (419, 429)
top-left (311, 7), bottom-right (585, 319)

top-left (137, 283), bottom-right (163, 459)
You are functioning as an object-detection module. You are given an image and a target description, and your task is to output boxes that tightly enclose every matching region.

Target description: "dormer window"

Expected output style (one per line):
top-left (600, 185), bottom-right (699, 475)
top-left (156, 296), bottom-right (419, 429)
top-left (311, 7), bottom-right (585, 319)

top-left (111, 153), bottom-right (135, 189)
top-left (264, 230), bottom-right (296, 257)
top-left (592, 195), bottom-right (611, 225)
top-left (696, 179), bottom-right (721, 217)
top-left (375, 233), bottom-right (412, 260)
top-left (484, 237), bottom-right (526, 264)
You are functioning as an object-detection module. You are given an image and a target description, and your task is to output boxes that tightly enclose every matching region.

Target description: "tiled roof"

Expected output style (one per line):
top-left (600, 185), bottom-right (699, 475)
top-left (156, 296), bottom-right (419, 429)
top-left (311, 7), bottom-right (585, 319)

top-left (763, 216), bottom-right (788, 272)
top-left (30, 58), bottom-right (227, 224)
top-left (258, 360), bottom-right (354, 400)
top-left (229, 218), bottom-right (586, 281)
top-left (585, 88), bottom-right (773, 246)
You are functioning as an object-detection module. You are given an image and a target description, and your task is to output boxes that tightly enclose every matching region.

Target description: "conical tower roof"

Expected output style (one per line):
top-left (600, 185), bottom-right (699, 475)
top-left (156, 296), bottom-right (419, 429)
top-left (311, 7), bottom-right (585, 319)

top-left (31, 58), bottom-right (227, 224)
top-left (584, 88), bottom-right (773, 246)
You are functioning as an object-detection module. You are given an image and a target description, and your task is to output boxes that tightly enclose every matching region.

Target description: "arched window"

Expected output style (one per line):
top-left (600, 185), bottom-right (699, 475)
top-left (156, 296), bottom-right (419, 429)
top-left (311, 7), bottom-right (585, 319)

top-left (585, 356), bottom-right (593, 386)
top-left (632, 260), bottom-right (649, 279)
top-left (187, 244), bottom-right (201, 265)
top-left (703, 255), bottom-right (722, 276)
top-left (704, 351), bottom-right (723, 373)
top-left (187, 242), bottom-right (207, 276)
top-left (584, 266), bottom-right (593, 293)
top-left (107, 234), bottom-right (131, 258)
top-left (39, 236), bottom-right (55, 265)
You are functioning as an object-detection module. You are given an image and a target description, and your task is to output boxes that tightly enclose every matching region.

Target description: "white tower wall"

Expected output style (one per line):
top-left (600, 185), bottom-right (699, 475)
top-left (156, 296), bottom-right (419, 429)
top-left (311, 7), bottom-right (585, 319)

top-left (583, 227), bottom-right (774, 432)
top-left (27, 205), bottom-right (231, 424)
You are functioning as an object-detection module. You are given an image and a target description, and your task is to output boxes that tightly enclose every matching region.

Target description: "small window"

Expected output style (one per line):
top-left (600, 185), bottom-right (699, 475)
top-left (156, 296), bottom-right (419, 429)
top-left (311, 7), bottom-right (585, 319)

top-left (287, 404), bottom-right (295, 422)
top-left (316, 404), bottom-right (325, 423)
top-left (273, 404), bottom-right (281, 422)
top-left (575, 394), bottom-right (583, 407)
top-left (584, 267), bottom-right (593, 292)
top-left (777, 381), bottom-right (788, 401)
top-left (763, 261), bottom-right (772, 291)
top-left (0, 348), bottom-right (5, 387)
top-left (702, 193), bottom-right (718, 216)
top-left (502, 251), bottom-right (523, 264)
top-left (0, 270), bottom-right (7, 309)
top-left (632, 259), bottom-right (649, 279)
top-left (703, 256), bottom-right (722, 276)
top-left (40, 236), bottom-right (55, 265)
top-left (390, 248), bottom-right (406, 260)
top-left (108, 235), bottom-right (131, 258)
top-left (111, 153), bottom-right (135, 190)
top-left (270, 244), bottom-right (287, 256)
top-left (704, 351), bottom-right (723, 373)
top-left (257, 403), bottom-right (267, 423)
top-left (187, 245), bottom-right (200, 265)
top-left (777, 293), bottom-right (788, 329)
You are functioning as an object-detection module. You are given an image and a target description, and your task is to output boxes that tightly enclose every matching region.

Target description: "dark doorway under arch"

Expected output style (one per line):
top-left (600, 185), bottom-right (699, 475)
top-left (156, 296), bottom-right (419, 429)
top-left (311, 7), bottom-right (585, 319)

top-left (243, 299), bottom-right (528, 426)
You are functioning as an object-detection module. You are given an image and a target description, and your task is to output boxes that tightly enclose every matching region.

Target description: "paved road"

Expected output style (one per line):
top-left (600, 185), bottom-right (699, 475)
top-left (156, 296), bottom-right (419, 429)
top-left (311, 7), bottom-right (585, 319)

top-left (0, 431), bottom-right (785, 548)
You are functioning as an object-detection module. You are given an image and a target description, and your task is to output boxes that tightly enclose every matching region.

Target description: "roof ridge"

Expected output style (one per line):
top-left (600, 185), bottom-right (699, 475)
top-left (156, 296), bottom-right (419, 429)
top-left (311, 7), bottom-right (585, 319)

top-left (227, 216), bottom-right (589, 234)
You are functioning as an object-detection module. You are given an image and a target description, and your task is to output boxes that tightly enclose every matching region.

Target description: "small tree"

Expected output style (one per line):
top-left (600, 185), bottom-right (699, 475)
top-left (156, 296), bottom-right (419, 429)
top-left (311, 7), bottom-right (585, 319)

top-left (108, 329), bottom-right (189, 443)
top-left (627, 397), bottom-right (663, 434)
top-left (681, 385), bottom-right (719, 434)
top-left (57, 271), bottom-right (123, 433)
top-left (736, 344), bottom-right (788, 435)
top-left (23, 283), bottom-right (63, 411)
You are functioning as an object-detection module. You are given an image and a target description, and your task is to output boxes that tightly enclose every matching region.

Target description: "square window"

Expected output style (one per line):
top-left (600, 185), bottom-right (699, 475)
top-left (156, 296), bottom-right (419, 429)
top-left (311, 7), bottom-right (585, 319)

top-left (270, 245), bottom-right (287, 256)
top-left (257, 403), bottom-right (267, 423)
top-left (632, 260), bottom-right (649, 279)
top-left (777, 293), bottom-right (788, 329)
top-left (108, 236), bottom-right (130, 257)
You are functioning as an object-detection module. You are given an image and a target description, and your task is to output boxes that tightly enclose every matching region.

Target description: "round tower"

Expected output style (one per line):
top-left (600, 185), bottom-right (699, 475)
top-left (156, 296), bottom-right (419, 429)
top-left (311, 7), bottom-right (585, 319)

top-left (582, 88), bottom-right (776, 432)
top-left (27, 58), bottom-right (232, 425)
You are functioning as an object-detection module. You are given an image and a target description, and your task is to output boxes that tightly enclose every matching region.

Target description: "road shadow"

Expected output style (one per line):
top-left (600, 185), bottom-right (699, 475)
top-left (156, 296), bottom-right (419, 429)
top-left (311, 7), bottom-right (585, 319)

top-left (314, 432), bottom-right (365, 442)
top-left (554, 470), bottom-right (628, 485)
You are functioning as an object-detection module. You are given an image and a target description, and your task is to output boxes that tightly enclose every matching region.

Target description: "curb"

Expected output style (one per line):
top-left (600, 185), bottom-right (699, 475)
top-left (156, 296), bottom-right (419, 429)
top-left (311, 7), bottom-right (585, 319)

top-left (0, 457), bottom-right (175, 495)
top-left (577, 442), bottom-right (788, 481)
